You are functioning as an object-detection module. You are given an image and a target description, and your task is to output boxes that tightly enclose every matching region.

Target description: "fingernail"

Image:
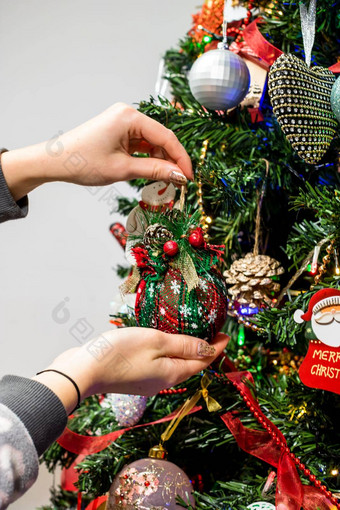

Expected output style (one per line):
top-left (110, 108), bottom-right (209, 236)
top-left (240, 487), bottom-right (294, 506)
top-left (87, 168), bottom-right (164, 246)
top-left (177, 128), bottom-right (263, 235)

top-left (169, 170), bottom-right (187, 186)
top-left (197, 341), bottom-right (216, 357)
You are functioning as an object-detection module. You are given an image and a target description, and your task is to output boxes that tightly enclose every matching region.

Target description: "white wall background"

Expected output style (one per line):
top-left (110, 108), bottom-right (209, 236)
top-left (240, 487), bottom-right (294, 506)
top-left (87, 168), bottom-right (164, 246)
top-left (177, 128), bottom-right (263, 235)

top-left (0, 0), bottom-right (199, 508)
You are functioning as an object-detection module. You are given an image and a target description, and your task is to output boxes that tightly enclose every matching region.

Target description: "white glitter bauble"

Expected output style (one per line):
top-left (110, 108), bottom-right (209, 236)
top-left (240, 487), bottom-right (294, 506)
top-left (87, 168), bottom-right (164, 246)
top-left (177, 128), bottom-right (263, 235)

top-left (102, 394), bottom-right (147, 427)
top-left (189, 47), bottom-right (250, 110)
top-left (107, 457), bottom-right (195, 509)
top-left (247, 502), bottom-right (275, 509)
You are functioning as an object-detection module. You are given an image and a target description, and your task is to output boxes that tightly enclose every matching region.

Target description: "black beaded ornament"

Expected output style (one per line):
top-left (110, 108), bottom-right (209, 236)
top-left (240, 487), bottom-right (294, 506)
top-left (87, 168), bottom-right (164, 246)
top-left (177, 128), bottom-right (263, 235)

top-left (268, 54), bottom-right (337, 165)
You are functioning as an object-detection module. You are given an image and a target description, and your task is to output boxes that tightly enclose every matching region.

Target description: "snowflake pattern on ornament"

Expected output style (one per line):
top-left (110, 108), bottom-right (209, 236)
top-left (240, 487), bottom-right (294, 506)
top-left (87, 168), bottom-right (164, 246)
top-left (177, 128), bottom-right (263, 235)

top-left (170, 281), bottom-right (181, 295)
top-left (160, 307), bottom-right (166, 316)
top-left (148, 283), bottom-right (155, 297)
top-left (197, 306), bottom-right (203, 317)
top-left (179, 304), bottom-right (192, 317)
top-left (198, 279), bottom-right (208, 292)
top-left (192, 323), bottom-right (198, 329)
top-left (208, 309), bottom-right (217, 323)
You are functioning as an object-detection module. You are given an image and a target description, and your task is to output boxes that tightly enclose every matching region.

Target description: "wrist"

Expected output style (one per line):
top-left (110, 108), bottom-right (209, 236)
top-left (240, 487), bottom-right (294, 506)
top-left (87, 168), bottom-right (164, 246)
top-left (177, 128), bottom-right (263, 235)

top-left (32, 371), bottom-right (78, 415)
top-left (1, 144), bottom-right (48, 201)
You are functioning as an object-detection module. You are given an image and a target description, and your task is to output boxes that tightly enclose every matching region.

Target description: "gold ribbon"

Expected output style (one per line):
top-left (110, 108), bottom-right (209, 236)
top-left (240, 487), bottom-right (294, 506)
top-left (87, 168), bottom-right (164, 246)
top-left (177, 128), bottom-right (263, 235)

top-left (160, 373), bottom-right (221, 444)
top-left (119, 265), bottom-right (140, 295)
top-left (170, 251), bottom-right (199, 292)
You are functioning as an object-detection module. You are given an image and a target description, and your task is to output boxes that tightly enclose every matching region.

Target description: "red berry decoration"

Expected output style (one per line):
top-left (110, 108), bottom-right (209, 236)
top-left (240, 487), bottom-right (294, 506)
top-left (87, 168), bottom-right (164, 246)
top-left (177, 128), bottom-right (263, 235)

top-left (163, 240), bottom-right (179, 257)
top-left (188, 228), bottom-right (204, 248)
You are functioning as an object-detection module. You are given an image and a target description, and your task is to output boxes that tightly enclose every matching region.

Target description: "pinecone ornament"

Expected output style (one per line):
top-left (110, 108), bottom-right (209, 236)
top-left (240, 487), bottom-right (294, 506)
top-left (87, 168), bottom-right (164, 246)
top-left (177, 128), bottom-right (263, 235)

top-left (143, 224), bottom-right (173, 250)
top-left (224, 253), bottom-right (284, 309)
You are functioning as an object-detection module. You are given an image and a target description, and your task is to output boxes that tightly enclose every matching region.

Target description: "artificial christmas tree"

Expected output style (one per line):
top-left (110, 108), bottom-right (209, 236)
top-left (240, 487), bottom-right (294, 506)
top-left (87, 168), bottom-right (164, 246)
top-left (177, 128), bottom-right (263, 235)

top-left (40, 1), bottom-right (340, 509)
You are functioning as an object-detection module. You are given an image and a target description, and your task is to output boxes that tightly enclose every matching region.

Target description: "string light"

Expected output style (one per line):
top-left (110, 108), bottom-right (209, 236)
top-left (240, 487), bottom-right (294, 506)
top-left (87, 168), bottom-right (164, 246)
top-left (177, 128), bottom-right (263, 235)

top-left (334, 248), bottom-right (340, 276)
top-left (311, 245), bottom-right (320, 275)
top-left (196, 140), bottom-right (211, 240)
top-left (237, 324), bottom-right (245, 346)
top-left (331, 468), bottom-right (339, 477)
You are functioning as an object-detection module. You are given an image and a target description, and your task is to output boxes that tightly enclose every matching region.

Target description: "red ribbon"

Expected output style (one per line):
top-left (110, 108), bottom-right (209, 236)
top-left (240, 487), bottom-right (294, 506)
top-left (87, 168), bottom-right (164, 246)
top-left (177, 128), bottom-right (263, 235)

top-left (57, 369), bottom-right (337, 509)
top-left (61, 454), bottom-right (86, 491)
top-left (222, 371), bottom-right (337, 510)
top-left (242, 18), bottom-right (283, 66)
top-left (329, 62), bottom-right (340, 73)
top-left (57, 405), bottom-right (202, 455)
top-left (229, 40), bottom-right (270, 71)
top-left (84, 495), bottom-right (108, 510)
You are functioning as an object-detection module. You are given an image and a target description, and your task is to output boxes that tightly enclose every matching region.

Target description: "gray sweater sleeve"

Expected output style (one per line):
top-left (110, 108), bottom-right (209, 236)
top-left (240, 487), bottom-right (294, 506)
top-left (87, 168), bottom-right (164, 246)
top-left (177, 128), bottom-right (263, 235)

top-left (0, 153), bottom-right (29, 223)
top-left (0, 376), bottom-right (68, 509)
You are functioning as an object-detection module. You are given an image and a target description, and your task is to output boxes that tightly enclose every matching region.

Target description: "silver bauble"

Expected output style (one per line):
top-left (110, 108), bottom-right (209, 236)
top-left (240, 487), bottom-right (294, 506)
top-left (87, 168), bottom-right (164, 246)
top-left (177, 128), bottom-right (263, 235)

top-left (102, 394), bottom-right (147, 427)
top-left (189, 47), bottom-right (250, 110)
top-left (107, 457), bottom-right (195, 509)
top-left (331, 76), bottom-right (340, 123)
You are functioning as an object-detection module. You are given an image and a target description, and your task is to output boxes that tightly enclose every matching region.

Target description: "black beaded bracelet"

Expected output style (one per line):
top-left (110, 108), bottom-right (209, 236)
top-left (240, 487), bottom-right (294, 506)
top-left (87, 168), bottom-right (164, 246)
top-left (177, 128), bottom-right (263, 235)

top-left (36, 369), bottom-right (81, 415)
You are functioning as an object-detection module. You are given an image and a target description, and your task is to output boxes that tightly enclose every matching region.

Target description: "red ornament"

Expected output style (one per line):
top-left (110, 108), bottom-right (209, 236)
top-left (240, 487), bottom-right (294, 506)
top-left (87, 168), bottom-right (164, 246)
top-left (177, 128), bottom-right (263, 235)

top-left (163, 240), bottom-right (179, 257)
top-left (188, 228), bottom-right (204, 248)
top-left (299, 341), bottom-right (340, 395)
top-left (109, 222), bottom-right (128, 248)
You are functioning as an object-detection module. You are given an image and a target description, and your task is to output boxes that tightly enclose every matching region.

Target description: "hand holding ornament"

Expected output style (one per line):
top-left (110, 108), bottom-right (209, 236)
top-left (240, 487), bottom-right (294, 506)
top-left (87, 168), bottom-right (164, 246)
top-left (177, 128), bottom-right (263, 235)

top-left (1, 103), bottom-right (192, 202)
top-left (33, 328), bottom-right (229, 415)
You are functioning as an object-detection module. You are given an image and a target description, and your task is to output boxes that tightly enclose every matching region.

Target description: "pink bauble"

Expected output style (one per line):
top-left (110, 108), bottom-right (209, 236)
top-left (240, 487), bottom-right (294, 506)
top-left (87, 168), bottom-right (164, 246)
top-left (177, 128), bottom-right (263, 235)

top-left (107, 457), bottom-right (195, 509)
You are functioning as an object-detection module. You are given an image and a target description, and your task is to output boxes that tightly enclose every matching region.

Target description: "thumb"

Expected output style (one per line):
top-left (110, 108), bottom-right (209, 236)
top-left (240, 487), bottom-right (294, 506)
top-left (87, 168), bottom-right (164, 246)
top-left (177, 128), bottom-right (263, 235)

top-left (159, 334), bottom-right (218, 360)
top-left (126, 155), bottom-right (188, 187)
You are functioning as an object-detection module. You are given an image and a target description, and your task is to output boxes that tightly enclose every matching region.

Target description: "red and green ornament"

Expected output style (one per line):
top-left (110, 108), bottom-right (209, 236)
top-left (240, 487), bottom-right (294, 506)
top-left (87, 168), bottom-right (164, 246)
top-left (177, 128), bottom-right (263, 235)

top-left (122, 209), bottom-right (227, 342)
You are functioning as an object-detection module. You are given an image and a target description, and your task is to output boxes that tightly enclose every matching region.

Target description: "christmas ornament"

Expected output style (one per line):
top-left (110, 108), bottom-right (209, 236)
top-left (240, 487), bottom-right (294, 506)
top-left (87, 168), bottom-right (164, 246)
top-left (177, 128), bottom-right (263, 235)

top-left (268, 1), bottom-right (337, 165)
top-left (126, 181), bottom-right (176, 235)
top-left (121, 187), bottom-right (227, 340)
top-left (107, 373), bottom-right (221, 510)
top-left (107, 456), bottom-right (195, 509)
top-left (189, 0), bottom-right (254, 44)
top-left (268, 54), bottom-right (337, 164)
top-left (189, 21), bottom-right (250, 111)
top-left (225, 163), bottom-right (284, 322)
top-left (143, 224), bottom-right (173, 250)
top-left (163, 240), bottom-right (179, 257)
top-left (110, 223), bottom-right (128, 248)
top-left (294, 288), bottom-right (340, 394)
top-left (101, 394), bottom-right (148, 427)
top-left (311, 240), bottom-right (335, 288)
top-left (247, 503), bottom-right (275, 510)
top-left (122, 193), bottom-right (227, 342)
top-left (331, 76), bottom-right (340, 123)
top-left (224, 253), bottom-right (284, 309)
top-left (188, 228), bottom-right (204, 248)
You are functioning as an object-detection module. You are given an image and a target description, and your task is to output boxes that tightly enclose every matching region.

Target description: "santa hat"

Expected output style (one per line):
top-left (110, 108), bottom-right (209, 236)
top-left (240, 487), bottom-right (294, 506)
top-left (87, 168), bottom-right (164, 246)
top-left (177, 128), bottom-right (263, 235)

top-left (294, 288), bottom-right (340, 324)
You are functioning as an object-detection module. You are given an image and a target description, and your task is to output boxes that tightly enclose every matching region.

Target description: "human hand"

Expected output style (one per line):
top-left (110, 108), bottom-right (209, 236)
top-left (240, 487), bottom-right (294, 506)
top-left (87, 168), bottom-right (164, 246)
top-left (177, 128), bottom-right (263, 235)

top-left (33, 328), bottom-right (229, 414)
top-left (1, 103), bottom-right (192, 201)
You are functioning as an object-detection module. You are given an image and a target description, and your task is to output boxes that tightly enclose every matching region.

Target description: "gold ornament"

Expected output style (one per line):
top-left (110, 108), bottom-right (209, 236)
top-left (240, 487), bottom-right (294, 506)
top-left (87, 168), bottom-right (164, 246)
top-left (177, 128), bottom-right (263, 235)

top-left (224, 253), bottom-right (284, 308)
top-left (224, 160), bottom-right (284, 313)
top-left (311, 240), bottom-right (335, 288)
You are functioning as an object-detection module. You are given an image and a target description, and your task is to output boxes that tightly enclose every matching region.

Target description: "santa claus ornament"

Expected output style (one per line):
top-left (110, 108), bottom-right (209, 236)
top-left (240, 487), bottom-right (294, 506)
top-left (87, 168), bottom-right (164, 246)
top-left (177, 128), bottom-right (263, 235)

top-left (294, 288), bottom-right (340, 394)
